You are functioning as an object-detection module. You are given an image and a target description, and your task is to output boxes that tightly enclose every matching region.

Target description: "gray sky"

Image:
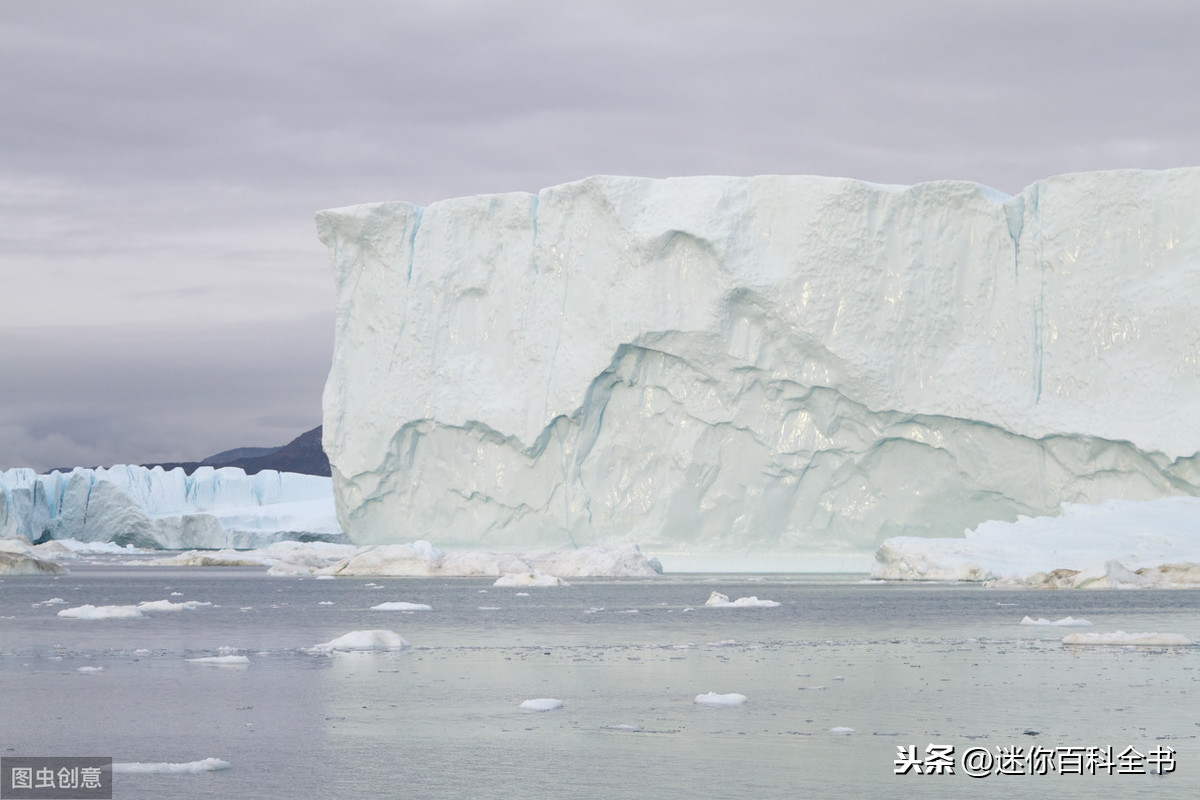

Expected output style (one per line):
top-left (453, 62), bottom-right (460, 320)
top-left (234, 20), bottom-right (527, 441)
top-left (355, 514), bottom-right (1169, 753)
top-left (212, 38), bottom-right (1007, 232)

top-left (2, 0), bottom-right (1197, 472)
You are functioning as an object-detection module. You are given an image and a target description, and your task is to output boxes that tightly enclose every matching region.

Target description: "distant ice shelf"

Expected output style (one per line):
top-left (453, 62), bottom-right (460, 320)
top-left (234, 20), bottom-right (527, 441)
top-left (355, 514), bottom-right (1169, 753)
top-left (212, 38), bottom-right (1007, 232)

top-left (0, 465), bottom-right (341, 550)
top-left (317, 168), bottom-right (1200, 565)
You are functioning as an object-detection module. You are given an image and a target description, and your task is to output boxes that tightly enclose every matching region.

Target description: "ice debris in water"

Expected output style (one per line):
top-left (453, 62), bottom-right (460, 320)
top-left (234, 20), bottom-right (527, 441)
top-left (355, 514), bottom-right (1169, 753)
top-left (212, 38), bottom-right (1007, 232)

top-left (310, 630), bottom-right (409, 652)
top-left (186, 655), bottom-right (250, 666)
top-left (1061, 631), bottom-right (1193, 646)
top-left (694, 692), bottom-right (747, 706)
top-left (703, 591), bottom-right (780, 608)
top-left (519, 698), bottom-right (564, 712)
top-left (1020, 615), bottom-right (1093, 626)
top-left (494, 572), bottom-right (566, 587)
top-left (370, 601), bottom-right (432, 611)
top-left (113, 758), bottom-right (231, 774)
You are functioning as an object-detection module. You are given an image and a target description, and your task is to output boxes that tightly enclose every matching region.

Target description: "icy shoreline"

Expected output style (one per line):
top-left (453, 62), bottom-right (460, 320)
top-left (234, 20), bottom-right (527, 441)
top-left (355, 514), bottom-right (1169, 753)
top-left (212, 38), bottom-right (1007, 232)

top-left (871, 497), bottom-right (1200, 588)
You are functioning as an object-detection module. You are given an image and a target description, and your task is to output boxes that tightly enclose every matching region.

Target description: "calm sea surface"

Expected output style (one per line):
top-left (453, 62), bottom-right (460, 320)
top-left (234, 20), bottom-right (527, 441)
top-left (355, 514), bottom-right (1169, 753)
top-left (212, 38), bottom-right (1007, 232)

top-left (1, 562), bottom-right (1198, 798)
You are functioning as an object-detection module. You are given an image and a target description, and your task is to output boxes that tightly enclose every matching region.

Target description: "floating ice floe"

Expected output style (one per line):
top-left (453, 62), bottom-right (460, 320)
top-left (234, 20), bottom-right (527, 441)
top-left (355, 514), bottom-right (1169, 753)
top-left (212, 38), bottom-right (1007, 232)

top-left (519, 698), bottom-right (564, 712)
top-left (77, 666), bottom-right (104, 673)
top-left (113, 758), bottom-right (231, 774)
top-left (494, 572), bottom-right (566, 587)
top-left (57, 605), bottom-right (145, 619)
top-left (703, 591), bottom-right (780, 608)
top-left (186, 655), bottom-right (250, 666)
top-left (829, 727), bottom-right (855, 735)
top-left (137, 600), bottom-right (213, 612)
top-left (57, 599), bottom-right (212, 619)
top-left (1061, 631), bottom-right (1193, 646)
top-left (694, 692), bottom-right (747, 706)
top-left (310, 630), bottom-right (409, 652)
top-left (872, 498), bottom-right (1200, 587)
top-left (1020, 616), bottom-right (1093, 627)
top-left (370, 601), bottom-right (432, 611)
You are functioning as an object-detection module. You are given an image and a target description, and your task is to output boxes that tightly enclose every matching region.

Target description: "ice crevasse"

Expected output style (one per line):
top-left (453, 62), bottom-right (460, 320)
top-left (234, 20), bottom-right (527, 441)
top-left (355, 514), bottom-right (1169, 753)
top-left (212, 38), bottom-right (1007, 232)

top-left (316, 168), bottom-right (1200, 570)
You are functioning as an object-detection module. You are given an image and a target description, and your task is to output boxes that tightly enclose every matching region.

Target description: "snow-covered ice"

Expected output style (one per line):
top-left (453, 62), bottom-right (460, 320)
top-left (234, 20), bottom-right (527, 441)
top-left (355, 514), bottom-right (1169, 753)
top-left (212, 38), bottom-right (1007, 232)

top-left (1020, 616), bottom-right (1093, 627)
top-left (318, 169), bottom-right (1200, 566)
top-left (186, 655), bottom-right (250, 665)
top-left (829, 727), bottom-right (855, 735)
top-left (57, 605), bottom-right (145, 620)
top-left (136, 600), bottom-right (212, 612)
top-left (519, 698), bottom-right (564, 712)
top-left (57, 599), bottom-right (211, 619)
top-left (1061, 631), bottom-right (1193, 646)
top-left (872, 497), bottom-right (1200, 586)
top-left (310, 630), bottom-right (409, 652)
top-left (370, 601), bottom-right (432, 611)
top-left (703, 591), bottom-right (780, 608)
top-left (694, 692), bottom-right (747, 706)
top-left (76, 666), bottom-right (104, 673)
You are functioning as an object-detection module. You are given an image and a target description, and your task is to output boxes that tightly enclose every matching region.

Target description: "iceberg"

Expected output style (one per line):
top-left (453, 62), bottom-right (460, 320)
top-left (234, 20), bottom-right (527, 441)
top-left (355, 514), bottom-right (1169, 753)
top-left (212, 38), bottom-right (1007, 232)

top-left (317, 169), bottom-right (1200, 567)
top-left (310, 630), bottom-right (410, 652)
top-left (0, 465), bottom-right (341, 550)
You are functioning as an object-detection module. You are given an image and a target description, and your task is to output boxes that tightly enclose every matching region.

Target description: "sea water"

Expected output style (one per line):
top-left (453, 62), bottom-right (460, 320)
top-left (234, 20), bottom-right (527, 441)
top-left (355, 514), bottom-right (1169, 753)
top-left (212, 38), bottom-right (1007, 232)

top-left (1, 563), bottom-right (1197, 798)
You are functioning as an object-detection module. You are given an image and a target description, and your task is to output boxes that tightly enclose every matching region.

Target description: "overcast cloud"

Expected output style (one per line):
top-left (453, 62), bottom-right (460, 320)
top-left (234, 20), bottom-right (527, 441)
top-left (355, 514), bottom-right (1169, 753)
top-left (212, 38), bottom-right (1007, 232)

top-left (2, 0), bottom-right (1197, 471)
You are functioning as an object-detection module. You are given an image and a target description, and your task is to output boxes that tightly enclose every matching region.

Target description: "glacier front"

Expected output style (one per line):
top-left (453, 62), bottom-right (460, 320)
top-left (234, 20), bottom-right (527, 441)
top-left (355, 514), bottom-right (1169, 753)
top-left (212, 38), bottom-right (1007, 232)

top-left (316, 169), bottom-right (1200, 569)
top-left (0, 465), bottom-right (341, 550)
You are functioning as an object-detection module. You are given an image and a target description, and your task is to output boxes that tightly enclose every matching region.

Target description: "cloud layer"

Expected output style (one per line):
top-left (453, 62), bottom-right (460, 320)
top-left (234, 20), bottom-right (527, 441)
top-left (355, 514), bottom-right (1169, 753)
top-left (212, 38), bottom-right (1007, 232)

top-left (2, 0), bottom-right (1198, 470)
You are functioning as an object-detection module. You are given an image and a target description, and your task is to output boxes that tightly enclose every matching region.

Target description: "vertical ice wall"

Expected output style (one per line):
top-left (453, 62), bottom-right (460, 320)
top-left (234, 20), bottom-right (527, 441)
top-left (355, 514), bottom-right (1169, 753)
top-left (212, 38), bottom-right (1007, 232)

top-left (317, 169), bottom-right (1200, 563)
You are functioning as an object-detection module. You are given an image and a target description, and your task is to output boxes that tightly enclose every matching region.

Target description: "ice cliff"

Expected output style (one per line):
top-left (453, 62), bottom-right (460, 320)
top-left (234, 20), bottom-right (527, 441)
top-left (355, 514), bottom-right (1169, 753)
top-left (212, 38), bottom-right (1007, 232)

top-left (316, 169), bottom-right (1200, 567)
top-left (0, 466), bottom-right (341, 549)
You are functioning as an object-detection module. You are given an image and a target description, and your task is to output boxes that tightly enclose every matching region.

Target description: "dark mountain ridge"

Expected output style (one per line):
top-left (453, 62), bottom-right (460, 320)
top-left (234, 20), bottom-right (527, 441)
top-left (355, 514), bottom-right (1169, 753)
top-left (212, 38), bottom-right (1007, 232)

top-left (50, 426), bottom-right (331, 477)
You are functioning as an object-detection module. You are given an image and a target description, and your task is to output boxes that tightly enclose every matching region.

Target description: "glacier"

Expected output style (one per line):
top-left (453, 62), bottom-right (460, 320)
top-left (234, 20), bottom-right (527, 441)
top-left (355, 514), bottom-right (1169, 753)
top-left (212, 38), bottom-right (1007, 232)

top-left (0, 465), bottom-right (341, 550)
top-left (316, 169), bottom-right (1200, 569)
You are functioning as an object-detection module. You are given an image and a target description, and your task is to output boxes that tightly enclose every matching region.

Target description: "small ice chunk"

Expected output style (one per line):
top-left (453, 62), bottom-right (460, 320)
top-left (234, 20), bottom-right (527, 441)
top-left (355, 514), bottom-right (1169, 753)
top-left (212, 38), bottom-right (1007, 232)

top-left (77, 666), bottom-right (104, 673)
top-left (318, 601), bottom-right (334, 605)
top-left (58, 605), bottom-right (144, 620)
top-left (694, 692), bottom-right (747, 706)
top-left (829, 727), bottom-right (855, 735)
top-left (315, 575), bottom-right (336, 580)
top-left (704, 591), bottom-right (780, 608)
top-left (1020, 615), bottom-right (1093, 626)
top-left (370, 602), bottom-right (432, 611)
top-left (494, 572), bottom-right (566, 587)
top-left (519, 698), bottom-right (564, 712)
top-left (605, 724), bottom-right (643, 731)
top-left (186, 655), bottom-right (250, 666)
top-left (137, 600), bottom-right (212, 612)
top-left (311, 630), bottom-right (409, 652)
top-left (1062, 631), bottom-right (1193, 646)
top-left (36, 597), bottom-right (67, 606)
top-left (113, 758), bottom-right (231, 774)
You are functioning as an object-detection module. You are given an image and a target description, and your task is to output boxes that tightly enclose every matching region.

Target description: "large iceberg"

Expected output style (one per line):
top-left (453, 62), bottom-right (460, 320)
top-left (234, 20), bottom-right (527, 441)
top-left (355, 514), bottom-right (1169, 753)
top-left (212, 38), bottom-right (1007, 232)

top-left (316, 169), bottom-right (1200, 568)
top-left (0, 465), bottom-right (341, 549)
